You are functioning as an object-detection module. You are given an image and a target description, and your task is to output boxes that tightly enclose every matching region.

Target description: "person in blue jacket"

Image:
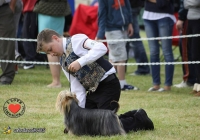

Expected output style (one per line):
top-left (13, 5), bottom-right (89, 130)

top-left (96, 0), bottom-right (139, 91)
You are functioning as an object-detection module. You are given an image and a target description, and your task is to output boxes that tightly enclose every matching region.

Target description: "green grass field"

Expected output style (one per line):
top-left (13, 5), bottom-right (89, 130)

top-left (1, 31), bottom-right (200, 140)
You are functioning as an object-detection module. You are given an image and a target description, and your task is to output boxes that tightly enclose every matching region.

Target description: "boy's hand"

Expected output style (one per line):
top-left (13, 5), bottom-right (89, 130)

top-left (68, 61), bottom-right (81, 72)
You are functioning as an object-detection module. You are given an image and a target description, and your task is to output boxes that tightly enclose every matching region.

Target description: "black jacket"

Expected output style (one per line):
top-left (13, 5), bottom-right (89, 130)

top-left (144, 0), bottom-right (174, 14)
top-left (129, 0), bottom-right (144, 8)
top-left (178, 0), bottom-right (188, 21)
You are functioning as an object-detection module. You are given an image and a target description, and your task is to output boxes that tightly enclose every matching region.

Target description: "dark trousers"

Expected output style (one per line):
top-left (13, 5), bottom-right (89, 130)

top-left (179, 20), bottom-right (196, 85)
top-left (85, 75), bottom-right (154, 133)
top-left (85, 76), bottom-right (121, 110)
top-left (22, 12), bottom-right (38, 61)
top-left (0, 4), bottom-right (15, 83)
top-left (187, 19), bottom-right (200, 83)
top-left (127, 7), bottom-right (150, 74)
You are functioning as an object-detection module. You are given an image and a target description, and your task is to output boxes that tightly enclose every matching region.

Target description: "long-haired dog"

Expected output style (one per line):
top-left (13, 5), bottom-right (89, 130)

top-left (56, 90), bottom-right (126, 136)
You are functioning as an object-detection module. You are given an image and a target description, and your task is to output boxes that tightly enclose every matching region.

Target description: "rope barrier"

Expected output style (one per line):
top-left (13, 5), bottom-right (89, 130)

top-left (0, 60), bottom-right (200, 66)
top-left (0, 34), bottom-right (200, 42)
top-left (0, 34), bottom-right (200, 66)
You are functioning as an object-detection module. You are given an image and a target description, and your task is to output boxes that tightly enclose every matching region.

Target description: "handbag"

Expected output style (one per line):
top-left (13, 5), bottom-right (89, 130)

top-left (33, 0), bottom-right (71, 16)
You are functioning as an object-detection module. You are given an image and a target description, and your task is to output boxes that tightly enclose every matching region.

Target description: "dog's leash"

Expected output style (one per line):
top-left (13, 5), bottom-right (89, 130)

top-left (69, 71), bottom-right (71, 92)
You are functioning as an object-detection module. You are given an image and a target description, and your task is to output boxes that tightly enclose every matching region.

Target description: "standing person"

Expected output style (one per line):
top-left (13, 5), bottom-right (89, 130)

top-left (143, 0), bottom-right (176, 92)
top-left (14, 0), bottom-right (23, 61)
top-left (173, 0), bottom-right (196, 88)
top-left (33, 0), bottom-right (71, 88)
top-left (184, 0), bottom-right (200, 96)
top-left (36, 28), bottom-right (154, 133)
top-left (14, 0), bottom-right (23, 74)
top-left (21, 0), bottom-right (38, 69)
top-left (128, 0), bottom-right (150, 76)
top-left (0, 0), bottom-right (16, 85)
top-left (96, 0), bottom-right (139, 90)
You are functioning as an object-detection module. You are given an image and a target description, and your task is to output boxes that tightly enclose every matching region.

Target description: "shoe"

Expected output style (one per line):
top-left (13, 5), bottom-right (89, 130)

top-left (173, 81), bottom-right (193, 88)
top-left (135, 109), bottom-right (154, 130)
top-left (121, 85), bottom-right (139, 91)
top-left (15, 54), bottom-right (23, 61)
top-left (118, 110), bottom-right (138, 119)
top-left (148, 87), bottom-right (166, 92)
top-left (0, 81), bottom-right (11, 85)
top-left (23, 64), bottom-right (35, 70)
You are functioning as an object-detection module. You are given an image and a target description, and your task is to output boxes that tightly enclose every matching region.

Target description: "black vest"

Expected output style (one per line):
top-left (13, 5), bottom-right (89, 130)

top-left (60, 38), bottom-right (113, 92)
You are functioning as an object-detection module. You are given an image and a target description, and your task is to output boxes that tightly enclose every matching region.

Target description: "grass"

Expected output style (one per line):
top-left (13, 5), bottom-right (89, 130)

top-left (1, 31), bottom-right (200, 140)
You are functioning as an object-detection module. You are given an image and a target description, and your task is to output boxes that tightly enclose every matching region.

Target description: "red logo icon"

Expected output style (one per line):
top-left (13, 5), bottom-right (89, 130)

top-left (3, 98), bottom-right (25, 118)
top-left (8, 104), bottom-right (21, 114)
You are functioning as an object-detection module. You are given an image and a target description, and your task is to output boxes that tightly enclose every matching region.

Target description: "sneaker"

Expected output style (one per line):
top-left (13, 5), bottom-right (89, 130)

top-left (148, 87), bottom-right (166, 92)
top-left (173, 81), bottom-right (193, 88)
top-left (121, 85), bottom-right (139, 91)
top-left (15, 54), bottom-right (23, 61)
top-left (23, 64), bottom-right (35, 70)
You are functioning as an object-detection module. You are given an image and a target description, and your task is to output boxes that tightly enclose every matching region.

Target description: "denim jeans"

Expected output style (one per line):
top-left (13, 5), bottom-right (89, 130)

top-left (144, 17), bottom-right (174, 86)
top-left (128, 8), bottom-right (150, 74)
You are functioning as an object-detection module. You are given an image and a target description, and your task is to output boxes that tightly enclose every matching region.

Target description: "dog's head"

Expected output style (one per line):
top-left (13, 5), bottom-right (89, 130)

top-left (55, 90), bottom-right (79, 114)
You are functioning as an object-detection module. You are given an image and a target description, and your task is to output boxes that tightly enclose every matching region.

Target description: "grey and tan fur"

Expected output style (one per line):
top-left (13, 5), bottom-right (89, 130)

top-left (56, 90), bottom-right (126, 136)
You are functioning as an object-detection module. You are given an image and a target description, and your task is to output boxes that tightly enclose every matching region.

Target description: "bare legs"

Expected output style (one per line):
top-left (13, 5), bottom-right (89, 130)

top-left (47, 55), bottom-right (62, 88)
top-left (115, 61), bottom-right (126, 80)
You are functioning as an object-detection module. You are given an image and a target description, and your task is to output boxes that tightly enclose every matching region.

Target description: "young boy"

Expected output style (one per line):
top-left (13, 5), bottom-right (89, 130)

top-left (36, 28), bottom-right (121, 109)
top-left (36, 29), bottom-right (154, 133)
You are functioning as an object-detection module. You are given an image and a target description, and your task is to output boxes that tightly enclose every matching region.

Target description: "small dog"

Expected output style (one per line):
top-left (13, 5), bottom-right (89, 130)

top-left (56, 90), bottom-right (126, 136)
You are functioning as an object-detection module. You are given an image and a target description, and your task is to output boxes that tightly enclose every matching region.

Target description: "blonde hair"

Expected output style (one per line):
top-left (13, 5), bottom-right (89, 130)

top-left (36, 28), bottom-right (62, 52)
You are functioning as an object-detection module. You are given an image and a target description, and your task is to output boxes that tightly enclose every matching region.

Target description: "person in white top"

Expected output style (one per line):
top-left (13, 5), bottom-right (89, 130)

top-left (143, 0), bottom-right (175, 92)
top-left (36, 29), bottom-right (155, 133)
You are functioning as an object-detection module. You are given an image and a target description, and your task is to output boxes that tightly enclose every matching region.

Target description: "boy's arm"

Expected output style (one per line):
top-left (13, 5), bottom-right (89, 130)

top-left (77, 39), bottom-right (107, 67)
top-left (68, 34), bottom-right (107, 73)
top-left (69, 39), bottom-right (107, 72)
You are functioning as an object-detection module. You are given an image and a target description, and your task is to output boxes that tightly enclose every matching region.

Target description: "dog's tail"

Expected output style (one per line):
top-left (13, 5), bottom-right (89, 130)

top-left (110, 100), bottom-right (120, 113)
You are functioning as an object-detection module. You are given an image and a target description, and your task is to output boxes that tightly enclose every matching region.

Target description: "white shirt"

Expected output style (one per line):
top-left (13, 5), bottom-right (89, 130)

top-left (62, 34), bottom-right (116, 108)
top-left (143, 10), bottom-right (176, 23)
